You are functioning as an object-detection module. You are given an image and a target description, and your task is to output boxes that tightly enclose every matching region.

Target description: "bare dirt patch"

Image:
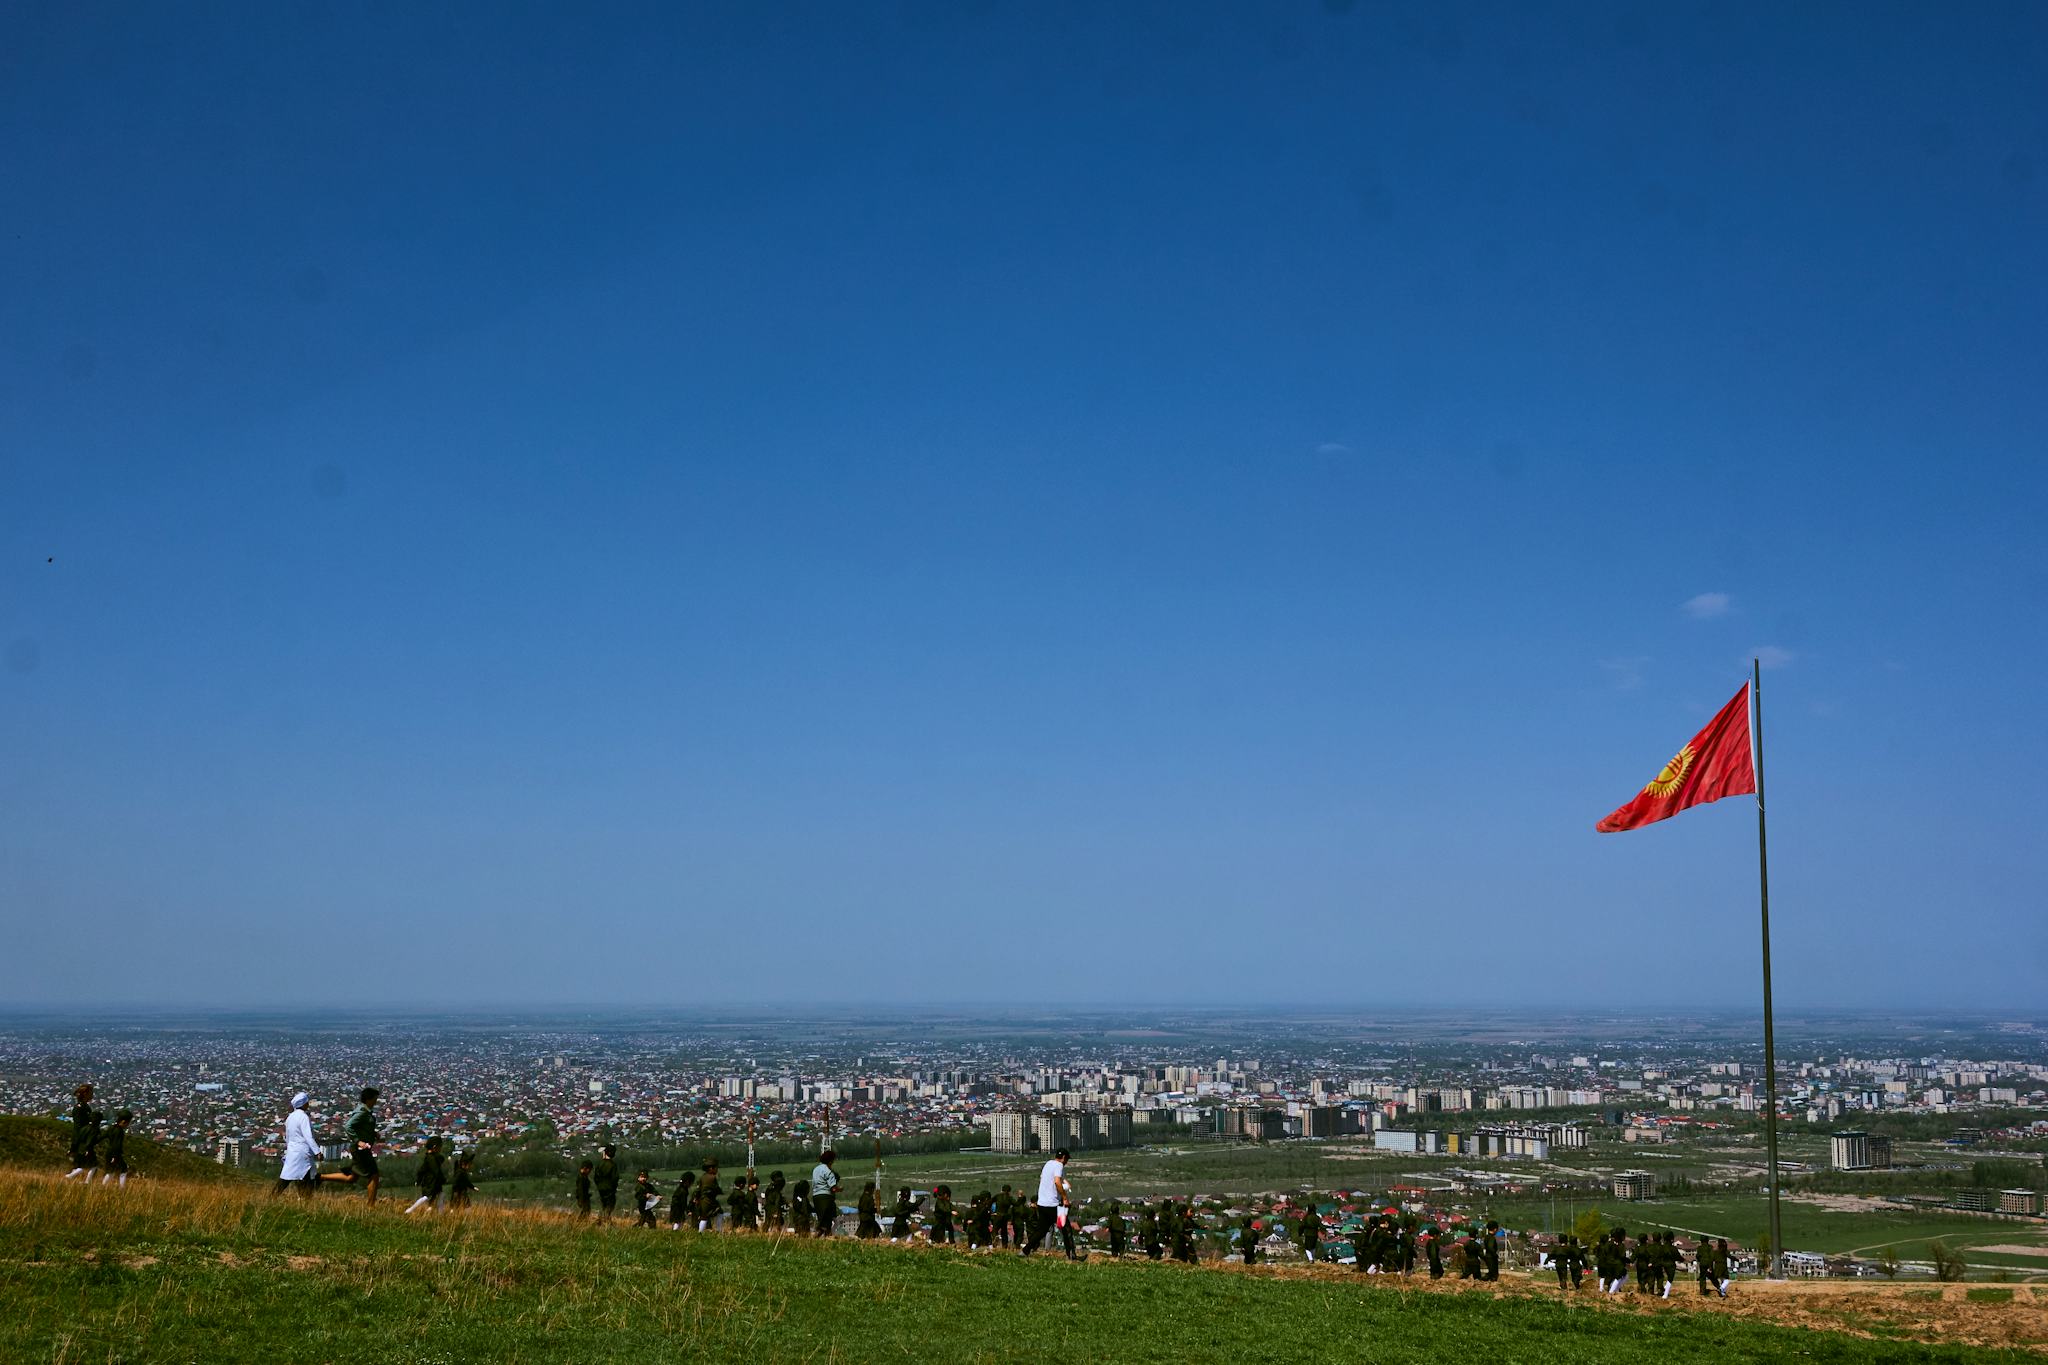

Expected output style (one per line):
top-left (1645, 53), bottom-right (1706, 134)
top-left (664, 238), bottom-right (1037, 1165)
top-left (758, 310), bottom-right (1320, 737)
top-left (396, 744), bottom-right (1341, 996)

top-left (1976, 1244), bottom-right (2048, 1259)
top-left (1783, 1192), bottom-right (1897, 1213)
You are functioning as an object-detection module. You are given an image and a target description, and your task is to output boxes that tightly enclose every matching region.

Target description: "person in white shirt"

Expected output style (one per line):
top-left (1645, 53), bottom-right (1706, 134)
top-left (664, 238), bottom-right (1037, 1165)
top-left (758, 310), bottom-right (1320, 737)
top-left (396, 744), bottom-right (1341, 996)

top-left (1020, 1147), bottom-right (1070, 1256)
top-left (274, 1092), bottom-right (321, 1197)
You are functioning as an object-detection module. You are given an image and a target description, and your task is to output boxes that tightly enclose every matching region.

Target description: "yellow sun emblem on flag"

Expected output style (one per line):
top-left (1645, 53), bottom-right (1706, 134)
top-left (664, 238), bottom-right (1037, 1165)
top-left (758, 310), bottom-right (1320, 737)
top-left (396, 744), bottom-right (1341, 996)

top-left (1643, 744), bottom-right (1696, 798)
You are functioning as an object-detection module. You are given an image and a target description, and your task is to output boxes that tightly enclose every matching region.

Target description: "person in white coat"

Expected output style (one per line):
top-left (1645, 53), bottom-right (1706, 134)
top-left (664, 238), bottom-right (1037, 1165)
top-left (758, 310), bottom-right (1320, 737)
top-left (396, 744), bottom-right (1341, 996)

top-left (274, 1092), bottom-right (321, 1197)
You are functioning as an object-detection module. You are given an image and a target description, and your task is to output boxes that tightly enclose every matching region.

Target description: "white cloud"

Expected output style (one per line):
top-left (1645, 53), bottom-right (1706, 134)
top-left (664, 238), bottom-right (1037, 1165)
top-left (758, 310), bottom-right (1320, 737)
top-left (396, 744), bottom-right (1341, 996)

top-left (1681, 592), bottom-right (1732, 620)
top-left (1751, 645), bottom-right (1795, 670)
top-left (1315, 442), bottom-right (1353, 456)
top-left (1600, 656), bottom-right (1650, 691)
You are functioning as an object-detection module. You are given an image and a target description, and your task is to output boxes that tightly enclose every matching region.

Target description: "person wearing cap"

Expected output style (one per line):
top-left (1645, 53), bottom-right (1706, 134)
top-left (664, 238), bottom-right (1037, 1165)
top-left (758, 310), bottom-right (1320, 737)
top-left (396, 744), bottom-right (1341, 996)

top-left (1020, 1146), bottom-right (1069, 1256)
top-left (275, 1092), bottom-right (321, 1196)
top-left (100, 1109), bottom-right (135, 1188)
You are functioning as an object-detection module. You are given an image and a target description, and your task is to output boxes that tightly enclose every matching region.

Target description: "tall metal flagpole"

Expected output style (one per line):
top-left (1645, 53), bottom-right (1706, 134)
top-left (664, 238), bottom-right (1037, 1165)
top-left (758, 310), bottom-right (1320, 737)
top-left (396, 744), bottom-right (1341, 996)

top-left (1753, 657), bottom-right (1784, 1278)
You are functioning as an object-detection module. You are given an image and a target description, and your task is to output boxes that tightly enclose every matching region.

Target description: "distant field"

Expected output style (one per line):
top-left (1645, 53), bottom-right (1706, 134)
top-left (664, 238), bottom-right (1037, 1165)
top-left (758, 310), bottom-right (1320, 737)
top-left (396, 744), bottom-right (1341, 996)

top-left (4, 1167), bottom-right (2042, 1363)
top-left (1594, 1193), bottom-right (2048, 1274)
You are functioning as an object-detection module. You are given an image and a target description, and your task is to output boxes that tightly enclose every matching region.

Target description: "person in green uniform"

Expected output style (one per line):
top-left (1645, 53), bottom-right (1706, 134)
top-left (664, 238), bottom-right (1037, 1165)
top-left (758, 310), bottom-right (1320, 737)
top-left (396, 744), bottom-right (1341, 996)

top-left (593, 1145), bottom-right (620, 1222)
top-left (791, 1178), bottom-right (813, 1236)
top-left (1172, 1203), bottom-right (1197, 1263)
top-left (1399, 1219), bottom-right (1418, 1275)
top-left (726, 1175), bottom-right (753, 1230)
top-left (1481, 1220), bottom-right (1501, 1281)
top-left (1140, 1203), bottom-right (1162, 1260)
top-left (992, 1186), bottom-right (1014, 1249)
top-left (1426, 1228), bottom-right (1445, 1279)
top-left (1708, 1239), bottom-right (1730, 1298)
top-left (1551, 1233), bottom-right (1581, 1289)
top-left (340, 1087), bottom-right (382, 1203)
top-left (1597, 1229), bottom-right (1624, 1293)
top-left (971, 1191), bottom-right (994, 1249)
top-left (100, 1109), bottom-right (133, 1188)
top-left (405, 1136), bottom-right (446, 1214)
top-left (64, 1083), bottom-right (104, 1181)
top-left (928, 1185), bottom-right (953, 1244)
top-left (889, 1185), bottom-right (917, 1241)
top-left (1295, 1203), bottom-right (1321, 1263)
top-left (1240, 1216), bottom-right (1260, 1266)
top-left (763, 1171), bottom-right (787, 1231)
top-left (450, 1152), bottom-right (478, 1210)
top-left (668, 1171), bottom-right (694, 1230)
top-left (575, 1160), bottom-right (594, 1218)
top-left (1104, 1200), bottom-right (1126, 1258)
top-left (856, 1181), bottom-right (882, 1239)
top-left (694, 1160), bottom-right (724, 1231)
top-left (623, 1169), bottom-right (653, 1226)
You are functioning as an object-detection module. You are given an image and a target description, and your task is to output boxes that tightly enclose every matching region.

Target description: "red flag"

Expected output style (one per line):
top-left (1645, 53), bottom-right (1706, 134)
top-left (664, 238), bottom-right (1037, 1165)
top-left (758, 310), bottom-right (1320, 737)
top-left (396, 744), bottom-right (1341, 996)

top-left (1596, 684), bottom-right (1756, 833)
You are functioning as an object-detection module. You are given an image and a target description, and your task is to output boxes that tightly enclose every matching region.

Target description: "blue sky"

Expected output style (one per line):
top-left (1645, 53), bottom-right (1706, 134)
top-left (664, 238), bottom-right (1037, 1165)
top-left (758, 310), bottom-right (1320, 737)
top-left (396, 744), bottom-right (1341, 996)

top-left (3, 2), bottom-right (2043, 1009)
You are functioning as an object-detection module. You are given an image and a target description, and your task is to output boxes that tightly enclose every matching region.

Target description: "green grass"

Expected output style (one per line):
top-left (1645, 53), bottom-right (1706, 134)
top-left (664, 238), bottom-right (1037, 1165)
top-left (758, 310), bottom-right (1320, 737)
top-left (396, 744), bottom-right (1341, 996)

top-left (1, 1169), bottom-right (2037, 1365)
top-left (1963, 1287), bottom-right (2014, 1304)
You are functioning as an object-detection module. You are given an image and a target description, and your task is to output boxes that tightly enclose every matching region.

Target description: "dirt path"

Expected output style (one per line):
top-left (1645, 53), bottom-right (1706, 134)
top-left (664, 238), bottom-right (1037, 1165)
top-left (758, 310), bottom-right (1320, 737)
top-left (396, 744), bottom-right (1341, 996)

top-left (1228, 1265), bottom-right (2048, 1353)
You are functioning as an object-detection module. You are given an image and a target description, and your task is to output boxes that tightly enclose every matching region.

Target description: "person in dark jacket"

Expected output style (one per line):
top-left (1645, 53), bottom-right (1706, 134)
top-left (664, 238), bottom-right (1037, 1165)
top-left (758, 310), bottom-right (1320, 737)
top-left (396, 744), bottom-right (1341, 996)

top-left (404, 1137), bottom-right (446, 1214)
top-left (64, 1084), bottom-right (104, 1180)
top-left (1295, 1205), bottom-right (1320, 1263)
top-left (1240, 1216), bottom-right (1260, 1266)
top-left (762, 1171), bottom-right (787, 1231)
top-left (575, 1160), bottom-right (594, 1218)
top-left (450, 1152), bottom-right (478, 1210)
top-left (1173, 1204), bottom-right (1199, 1263)
top-left (100, 1109), bottom-right (134, 1188)
top-left (992, 1186), bottom-right (1014, 1248)
top-left (856, 1182), bottom-right (882, 1239)
top-left (669, 1171), bottom-right (695, 1231)
top-left (343, 1088), bottom-right (383, 1204)
top-left (694, 1160), bottom-right (724, 1231)
top-left (726, 1176), bottom-right (753, 1231)
top-left (1481, 1220), bottom-right (1501, 1280)
top-left (1104, 1200), bottom-right (1126, 1257)
top-left (790, 1178), bottom-right (813, 1236)
top-left (635, 1169), bottom-right (660, 1227)
top-left (889, 1184), bottom-right (916, 1241)
top-left (970, 1191), bottom-right (994, 1249)
top-left (593, 1145), bottom-right (620, 1221)
top-left (1426, 1229), bottom-right (1445, 1279)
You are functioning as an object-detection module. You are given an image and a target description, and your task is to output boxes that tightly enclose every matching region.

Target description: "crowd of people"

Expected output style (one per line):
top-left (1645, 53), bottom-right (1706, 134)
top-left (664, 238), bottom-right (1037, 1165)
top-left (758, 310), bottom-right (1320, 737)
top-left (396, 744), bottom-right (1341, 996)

top-left (1543, 1229), bottom-right (1734, 1299)
top-left (53, 1083), bottom-right (1734, 1296)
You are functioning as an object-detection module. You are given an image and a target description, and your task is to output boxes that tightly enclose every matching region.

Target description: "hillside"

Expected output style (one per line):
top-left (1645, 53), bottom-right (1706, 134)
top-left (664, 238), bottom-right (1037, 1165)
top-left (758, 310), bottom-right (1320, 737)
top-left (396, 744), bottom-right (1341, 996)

top-left (0, 1113), bottom-right (253, 1184)
top-left (2, 1168), bottom-right (2041, 1364)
